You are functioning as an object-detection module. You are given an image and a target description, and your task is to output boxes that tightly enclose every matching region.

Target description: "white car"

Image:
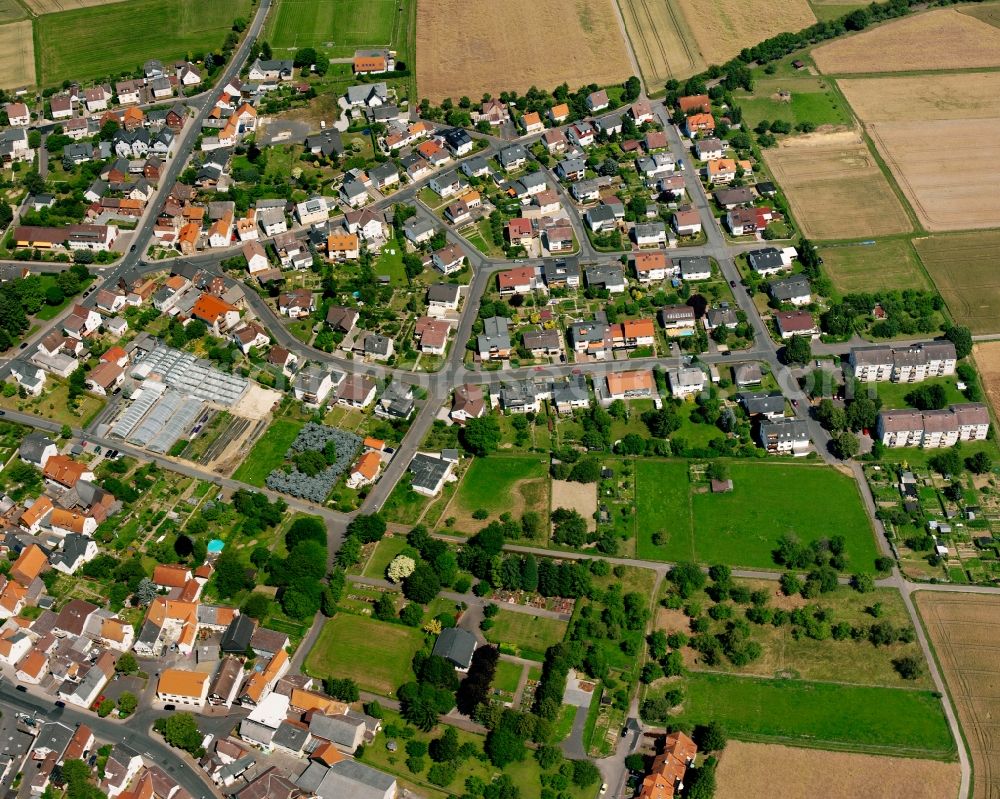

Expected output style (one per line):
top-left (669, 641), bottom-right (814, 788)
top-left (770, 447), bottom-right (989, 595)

top-left (600, 785), bottom-right (608, 796)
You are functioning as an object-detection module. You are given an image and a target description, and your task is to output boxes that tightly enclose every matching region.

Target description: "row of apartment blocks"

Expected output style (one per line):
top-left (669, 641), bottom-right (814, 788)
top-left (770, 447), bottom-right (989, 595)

top-left (877, 403), bottom-right (990, 448)
top-left (849, 341), bottom-right (957, 383)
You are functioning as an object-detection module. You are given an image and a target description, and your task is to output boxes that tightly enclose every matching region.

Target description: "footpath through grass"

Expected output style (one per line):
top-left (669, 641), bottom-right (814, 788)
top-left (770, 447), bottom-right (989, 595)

top-left (673, 672), bottom-right (956, 758)
top-left (232, 418), bottom-right (303, 486)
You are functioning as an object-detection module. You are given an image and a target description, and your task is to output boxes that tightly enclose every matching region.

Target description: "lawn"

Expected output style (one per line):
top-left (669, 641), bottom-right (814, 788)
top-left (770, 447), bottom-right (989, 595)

top-left (231, 418), bottom-right (303, 486)
top-left (874, 376), bottom-right (968, 411)
top-left (483, 609), bottom-right (567, 661)
top-left (361, 535), bottom-right (411, 579)
top-left (35, 275), bottom-right (94, 321)
top-left (36, 0), bottom-right (252, 85)
top-left (452, 455), bottom-right (548, 521)
top-left (671, 672), bottom-right (955, 758)
top-left (819, 239), bottom-right (931, 295)
top-left (266, 0), bottom-right (401, 57)
top-left (635, 460), bottom-right (880, 571)
top-left (492, 660), bottom-right (523, 694)
top-left (304, 614), bottom-right (425, 697)
top-left (374, 246), bottom-right (409, 288)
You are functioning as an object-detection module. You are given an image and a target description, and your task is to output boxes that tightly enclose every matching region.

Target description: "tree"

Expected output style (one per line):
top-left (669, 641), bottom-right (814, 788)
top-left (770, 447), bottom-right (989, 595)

top-left (347, 513), bottom-right (387, 544)
top-left (668, 562), bottom-right (706, 598)
top-left (684, 755), bottom-right (717, 799)
top-left (485, 726), bottom-right (526, 767)
top-left (461, 415), bottom-right (502, 456)
top-left (115, 653), bottom-right (138, 675)
top-left (893, 655), bottom-right (922, 680)
top-left (784, 334), bottom-right (811, 365)
top-left (286, 516), bottom-right (326, 549)
top-left (324, 677), bottom-right (360, 702)
top-left (156, 712), bottom-right (203, 756)
top-left (387, 554), bottom-right (416, 583)
top-left (929, 447), bottom-right (963, 477)
top-left (403, 563), bottom-right (442, 603)
top-left (429, 726), bottom-right (459, 762)
top-left (568, 457), bottom-right (601, 483)
top-left (570, 760), bottom-right (601, 788)
top-left (293, 46), bottom-right (317, 67)
top-left (832, 431), bottom-right (859, 460)
top-left (214, 550), bottom-right (253, 598)
top-left (242, 592), bottom-right (271, 620)
top-left (944, 325), bottom-right (973, 358)
top-left (967, 451), bottom-right (993, 474)
top-left (134, 577), bottom-right (158, 606)
top-left (117, 692), bottom-right (137, 716)
top-left (851, 572), bottom-right (875, 593)
top-left (400, 602), bottom-right (423, 626)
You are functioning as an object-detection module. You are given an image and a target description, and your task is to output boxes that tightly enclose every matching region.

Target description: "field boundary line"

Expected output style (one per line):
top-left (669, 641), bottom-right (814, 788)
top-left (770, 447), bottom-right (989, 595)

top-left (729, 730), bottom-right (958, 761)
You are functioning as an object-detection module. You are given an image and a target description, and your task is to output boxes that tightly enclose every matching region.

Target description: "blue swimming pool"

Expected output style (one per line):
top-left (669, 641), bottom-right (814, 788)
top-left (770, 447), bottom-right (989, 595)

top-left (207, 539), bottom-right (225, 554)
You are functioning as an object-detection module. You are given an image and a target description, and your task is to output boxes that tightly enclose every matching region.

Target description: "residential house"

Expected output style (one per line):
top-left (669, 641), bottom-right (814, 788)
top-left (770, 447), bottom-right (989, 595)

top-left (427, 282), bottom-right (461, 316)
top-left (694, 137), bottom-right (725, 161)
top-left (432, 243), bottom-right (465, 274)
top-left (739, 391), bottom-right (786, 420)
top-left (498, 144), bottom-right (528, 171)
top-left (414, 317), bottom-right (451, 355)
top-left (633, 222), bottom-right (668, 248)
top-left (337, 374), bottom-right (378, 408)
top-left (672, 208), bottom-right (702, 237)
top-left (542, 128), bottom-right (567, 153)
top-left (668, 366), bottom-right (706, 398)
top-left (587, 90), bottom-right (610, 112)
top-left (243, 240), bottom-right (270, 274)
top-left (759, 417), bottom-right (811, 455)
top-left (606, 370), bottom-right (655, 400)
top-left (327, 231), bottom-right (360, 261)
top-left (477, 316), bottom-right (511, 360)
top-left (20, 431), bottom-right (58, 469)
top-left (775, 310), bottom-right (819, 339)
top-left (326, 305), bottom-right (359, 334)
top-left (408, 453), bottom-right (455, 496)
top-left (192, 294), bottom-right (240, 334)
top-left (569, 320), bottom-right (612, 360)
top-left (293, 365), bottom-right (342, 407)
top-left (849, 342), bottom-right (957, 383)
top-left (520, 112), bottom-right (544, 135)
top-left (522, 328), bottom-right (563, 358)
top-left (878, 403), bottom-right (990, 448)
top-left (498, 265), bottom-right (542, 296)
top-left (659, 305), bottom-right (696, 336)
top-left (769, 275), bottom-right (811, 307)
top-left (747, 247), bottom-right (787, 275)
top-left (363, 333), bottom-right (394, 361)
top-left (585, 263), bottom-right (626, 294)
top-left (727, 205), bottom-right (775, 236)
top-left (296, 197), bottom-right (329, 226)
top-left (683, 113), bottom-right (715, 137)
top-left (157, 669), bottom-right (210, 708)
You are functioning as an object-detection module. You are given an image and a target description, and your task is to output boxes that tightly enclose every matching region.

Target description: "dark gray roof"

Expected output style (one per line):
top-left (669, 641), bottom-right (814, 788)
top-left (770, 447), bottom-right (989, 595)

top-left (748, 247), bottom-right (784, 271)
top-left (427, 282), bottom-right (460, 303)
top-left (308, 712), bottom-right (364, 748)
top-left (409, 453), bottom-right (451, 493)
top-left (315, 760), bottom-right (396, 799)
top-left (20, 431), bottom-right (55, 465)
top-left (432, 627), bottom-right (477, 668)
top-left (769, 275), bottom-right (811, 301)
top-left (50, 534), bottom-right (91, 570)
top-left (220, 614), bottom-right (256, 653)
top-left (740, 391), bottom-right (785, 415)
top-left (272, 721), bottom-right (310, 753)
top-left (585, 264), bottom-right (625, 288)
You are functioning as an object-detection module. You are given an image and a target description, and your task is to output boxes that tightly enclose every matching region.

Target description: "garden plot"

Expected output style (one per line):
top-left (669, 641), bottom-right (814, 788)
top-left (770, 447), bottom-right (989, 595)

top-left (265, 422), bottom-right (362, 502)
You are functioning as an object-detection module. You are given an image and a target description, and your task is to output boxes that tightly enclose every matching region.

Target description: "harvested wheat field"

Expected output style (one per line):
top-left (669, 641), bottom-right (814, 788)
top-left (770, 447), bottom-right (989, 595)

top-left (916, 592), bottom-right (1000, 799)
top-left (763, 131), bottom-right (911, 240)
top-left (552, 479), bottom-right (597, 532)
top-left (674, 0), bottom-right (815, 66)
top-left (867, 119), bottom-right (1000, 232)
top-left (0, 21), bottom-right (35, 88)
top-left (813, 9), bottom-right (1000, 74)
top-left (839, 73), bottom-right (1000, 123)
top-left (416, 0), bottom-right (632, 101)
top-left (716, 741), bottom-right (959, 799)
top-left (915, 231), bottom-right (1000, 334)
top-left (618, 0), bottom-right (706, 85)
top-left (974, 342), bottom-right (1000, 418)
top-left (25, 0), bottom-right (127, 12)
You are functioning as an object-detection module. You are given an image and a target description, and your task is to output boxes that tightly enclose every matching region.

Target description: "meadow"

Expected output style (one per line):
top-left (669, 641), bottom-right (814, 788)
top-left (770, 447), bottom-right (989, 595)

top-left (671, 672), bottom-right (955, 757)
top-left (450, 455), bottom-right (548, 531)
top-left (304, 614), bottom-right (425, 696)
top-left (734, 75), bottom-right (851, 130)
top-left (915, 231), bottom-right (1000, 334)
top-left (819, 240), bottom-right (930, 295)
top-left (635, 460), bottom-right (880, 570)
top-left (482, 609), bottom-right (567, 661)
top-left (231, 417), bottom-right (303, 486)
top-left (36, 0), bottom-right (251, 85)
top-left (266, 0), bottom-right (400, 57)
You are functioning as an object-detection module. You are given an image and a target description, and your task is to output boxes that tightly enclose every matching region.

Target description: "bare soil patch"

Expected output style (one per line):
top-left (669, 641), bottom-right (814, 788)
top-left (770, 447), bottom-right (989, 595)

top-left (674, 0), bottom-right (815, 66)
top-left (231, 384), bottom-right (284, 420)
top-left (916, 592), bottom-right (1000, 798)
top-left (867, 118), bottom-right (1000, 231)
top-left (974, 342), bottom-right (1000, 420)
top-left (839, 73), bottom-right (1000, 122)
top-left (762, 131), bottom-right (911, 240)
top-left (715, 741), bottom-right (959, 799)
top-left (915, 231), bottom-right (1000, 334)
top-left (812, 9), bottom-right (1000, 73)
top-left (0, 21), bottom-right (35, 89)
top-left (416, 0), bottom-right (632, 101)
top-left (551, 479), bottom-right (597, 532)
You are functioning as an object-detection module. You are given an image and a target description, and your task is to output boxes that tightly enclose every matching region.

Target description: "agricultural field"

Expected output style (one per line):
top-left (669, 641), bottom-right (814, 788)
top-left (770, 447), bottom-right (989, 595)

top-left (482, 609), bottom-right (567, 660)
top-left (975, 341), bottom-right (1000, 420)
top-left (25, 0), bottom-right (127, 13)
top-left (0, 0), bottom-right (25, 22)
top-left (763, 131), bottom-right (911, 240)
top-left (0, 21), bottom-right (35, 89)
top-left (734, 75), bottom-right (851, 130)
top-left (617, 0), bottom-right (706, 86)
top-left (870, 120), bottom-right (999, 231)
top-left (231, 417), bottom-right (304, 486)
top-left (636, 461), bottom-right (879, 570)
top-left (916, 592), bottom-right (1000, 796)
top-left (670, 672), bottom-right (955, 757)
top-left (715, 741), bottom-right (959, 799)
top-left (36, 0), bottom-right (252, 86)
top-left (304, 614), bottom-right (425, 697)
top-left (415, 0), bottom-right (632, 101)
top-left (961, 1), bottom-right (1000, 28)
top-left (812, 9), bottom-right (1000, 74)
top-left (837, 72), bottom-right (1000, 124)
top-left (266, 0), bottom-right (401, 58)
top-left (673, 0), bottom-right (815, 67)
top-left (449, 455), bottom-right (548, 532)
top-left (818, 240), bottom-right (931, 295)
top-left (915, 231), bottom-right (1000, 334)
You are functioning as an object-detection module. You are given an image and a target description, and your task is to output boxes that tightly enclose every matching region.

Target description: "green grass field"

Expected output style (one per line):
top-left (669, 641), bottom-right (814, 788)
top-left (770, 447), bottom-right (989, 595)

top-left (671, 672), bottom-right (955, 758)
top-left (636, 461), bottom-right (880, 571)
top-left (874, 376), bottom-right (968, 411)
top-left (267, 0), bottom-right (398, 57)
top-left (231, 418), bottom-right (303, 486)
top-left (735, 76), bottom-right (852, 129)
top-left (304, 614), bottom-right (425, 696)
top-left (453, 455), bottom-right (548, 518)
top-left (36, 0), bottom-right (251, 85)
top-left (483, 609), bottom-right (567, 660)
top-left (361, 535), bottom-right (412, 579)
top-left (492, 660), bottom-right (523, 694)
top-left (819, 239), bottom-right (931, 295)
